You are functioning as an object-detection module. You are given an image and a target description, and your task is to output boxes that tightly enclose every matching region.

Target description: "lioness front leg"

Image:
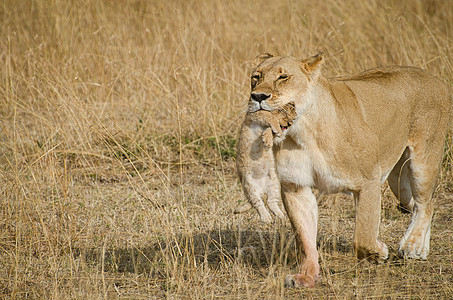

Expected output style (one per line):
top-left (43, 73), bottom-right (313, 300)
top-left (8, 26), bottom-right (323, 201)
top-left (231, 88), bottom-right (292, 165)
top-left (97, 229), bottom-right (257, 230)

top-left (281, 184), bottom-right (320, 288)
top-left (353, 181), bottom-right (388, 263)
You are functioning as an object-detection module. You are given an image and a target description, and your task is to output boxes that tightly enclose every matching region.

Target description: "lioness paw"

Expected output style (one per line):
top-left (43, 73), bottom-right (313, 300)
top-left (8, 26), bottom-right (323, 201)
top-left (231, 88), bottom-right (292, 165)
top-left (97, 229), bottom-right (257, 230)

top-left (398, 237), bottom-right (429, 260)
top-left (356, 240), bottom-right (388, 264)
top-left (284, 274), bottom-right (316, 288)
top-left (398, 223), bottom-right (430, 260)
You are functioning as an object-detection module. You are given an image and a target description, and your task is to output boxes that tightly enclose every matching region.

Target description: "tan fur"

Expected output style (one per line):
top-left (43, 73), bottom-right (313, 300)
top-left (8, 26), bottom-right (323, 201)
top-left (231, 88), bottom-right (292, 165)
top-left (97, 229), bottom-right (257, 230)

top-left (235, 102), bottom-right (297, 223)
top-left (248, 53), bottom-right (451, 288)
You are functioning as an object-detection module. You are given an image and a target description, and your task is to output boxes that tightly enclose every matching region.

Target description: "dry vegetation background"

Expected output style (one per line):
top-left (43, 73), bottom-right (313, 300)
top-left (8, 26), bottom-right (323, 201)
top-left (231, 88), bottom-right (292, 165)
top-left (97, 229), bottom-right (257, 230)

top-left (1, 0), bottom-right (452, 298)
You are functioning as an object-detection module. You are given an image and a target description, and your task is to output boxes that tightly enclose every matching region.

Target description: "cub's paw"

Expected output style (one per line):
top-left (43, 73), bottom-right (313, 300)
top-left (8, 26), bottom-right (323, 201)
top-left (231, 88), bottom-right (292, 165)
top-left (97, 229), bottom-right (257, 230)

top-left (256, 206), bottom-right (273, 224)
top-left (234, 202), bottom-right (273, 224)
top-left (262, 129), bottom-right (274, 148)
top-left (267, 203), bottom-right (285, 219)
top-left (234, 202), bottom-right (252, 214)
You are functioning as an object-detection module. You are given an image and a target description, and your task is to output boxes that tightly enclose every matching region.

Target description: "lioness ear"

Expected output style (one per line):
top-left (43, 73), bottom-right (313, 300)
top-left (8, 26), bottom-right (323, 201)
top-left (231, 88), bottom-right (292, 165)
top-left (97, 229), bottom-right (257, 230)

top-left (254, 53), bottom-right (273, 67)
top-left (300, 52), bottom-right (324, 80)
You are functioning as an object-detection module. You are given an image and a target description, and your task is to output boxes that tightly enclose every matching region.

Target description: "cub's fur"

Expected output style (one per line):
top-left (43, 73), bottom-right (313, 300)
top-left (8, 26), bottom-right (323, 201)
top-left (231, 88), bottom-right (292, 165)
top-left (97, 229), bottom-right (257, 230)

top-left (235, 102), bottom-right (297, 223)
top-left (248, 52), bottom-right (450, 288)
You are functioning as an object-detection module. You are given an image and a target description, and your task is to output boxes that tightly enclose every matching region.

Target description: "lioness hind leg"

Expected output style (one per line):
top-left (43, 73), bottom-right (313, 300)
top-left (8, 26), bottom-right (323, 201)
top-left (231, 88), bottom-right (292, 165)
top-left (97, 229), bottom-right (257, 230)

top-left (388, 147), bottom-right (415, 213)
top-left (398, 146), bottom-right (441, 260)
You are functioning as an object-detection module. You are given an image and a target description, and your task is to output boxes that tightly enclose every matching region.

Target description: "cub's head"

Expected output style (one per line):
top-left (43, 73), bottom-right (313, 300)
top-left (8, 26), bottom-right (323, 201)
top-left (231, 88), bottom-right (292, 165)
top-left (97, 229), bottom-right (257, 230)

top-left (248, 52), bottom-right (324, 113)
top-left (272, 101), bottom-right (297, 132)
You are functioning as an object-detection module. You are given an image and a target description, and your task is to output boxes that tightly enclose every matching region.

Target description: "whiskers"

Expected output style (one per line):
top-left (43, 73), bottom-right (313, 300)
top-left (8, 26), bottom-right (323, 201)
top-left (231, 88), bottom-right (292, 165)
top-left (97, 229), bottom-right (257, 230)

top-left (274, 101), bottom-right (297, 119)
top-left (240, 99), bottom-right (297, 121)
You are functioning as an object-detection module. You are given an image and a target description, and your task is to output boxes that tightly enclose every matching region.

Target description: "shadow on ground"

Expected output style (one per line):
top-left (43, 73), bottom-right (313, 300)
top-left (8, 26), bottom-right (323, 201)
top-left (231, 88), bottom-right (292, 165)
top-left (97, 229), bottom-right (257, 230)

top-left (77, 228), bottom-right (353, 275)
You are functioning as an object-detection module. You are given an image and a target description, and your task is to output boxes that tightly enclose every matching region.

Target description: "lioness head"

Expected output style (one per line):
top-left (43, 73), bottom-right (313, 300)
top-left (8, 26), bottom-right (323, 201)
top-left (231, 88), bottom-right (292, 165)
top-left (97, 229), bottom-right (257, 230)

top-left (248, 52), bottom-right (324, 113)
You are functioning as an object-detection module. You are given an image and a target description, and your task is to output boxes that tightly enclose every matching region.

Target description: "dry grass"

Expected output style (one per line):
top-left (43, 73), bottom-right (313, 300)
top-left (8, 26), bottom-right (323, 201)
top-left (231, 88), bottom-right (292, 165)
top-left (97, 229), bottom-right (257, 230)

top-left (1, 0), bottom-right (452, 298)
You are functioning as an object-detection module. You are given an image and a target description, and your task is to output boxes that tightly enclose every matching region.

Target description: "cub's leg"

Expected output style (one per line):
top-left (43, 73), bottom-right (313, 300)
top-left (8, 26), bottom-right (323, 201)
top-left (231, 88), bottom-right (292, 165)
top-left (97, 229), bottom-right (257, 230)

top-left (282, 184), bottom-right (320, 288)
top-left (353, 180), bottom-right (388, 263)
top-left (236, 175), bottom-right (272, 223)
top-left (388, 147), bottom-right (414, 213)
top-left (266, 168), bottom-right (285, 219)
top-left (398, 145), bottom-right (443, 260)
top-left (261, 127), bottom-right (274, 148)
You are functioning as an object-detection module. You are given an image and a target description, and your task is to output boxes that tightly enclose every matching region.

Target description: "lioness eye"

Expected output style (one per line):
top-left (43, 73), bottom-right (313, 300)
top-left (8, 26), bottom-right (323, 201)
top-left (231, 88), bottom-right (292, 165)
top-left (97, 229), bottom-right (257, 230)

top-left (278, 74), bottom-right (289, 80)
top-left (252, 74), bottom-right (260, 81)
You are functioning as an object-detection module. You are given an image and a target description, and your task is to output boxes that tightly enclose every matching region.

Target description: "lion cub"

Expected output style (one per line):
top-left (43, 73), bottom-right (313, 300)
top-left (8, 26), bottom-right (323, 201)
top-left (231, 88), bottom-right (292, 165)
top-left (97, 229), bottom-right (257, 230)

top-left (235, 102), bottom-right (297, 223)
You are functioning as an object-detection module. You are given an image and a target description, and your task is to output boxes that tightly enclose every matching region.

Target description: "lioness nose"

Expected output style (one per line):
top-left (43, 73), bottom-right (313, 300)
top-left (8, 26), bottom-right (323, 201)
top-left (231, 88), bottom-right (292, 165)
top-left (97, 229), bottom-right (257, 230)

top-left (251, 93), bottom-right (271, 103)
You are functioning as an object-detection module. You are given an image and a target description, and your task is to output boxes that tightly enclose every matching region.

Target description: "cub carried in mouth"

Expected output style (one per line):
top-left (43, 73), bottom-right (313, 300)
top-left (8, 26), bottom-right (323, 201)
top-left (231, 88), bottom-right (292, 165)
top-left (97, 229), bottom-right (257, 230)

top-left (249, 52), bottom-right (451, 288)
top-left (235, 102), bottom-right (297, 223)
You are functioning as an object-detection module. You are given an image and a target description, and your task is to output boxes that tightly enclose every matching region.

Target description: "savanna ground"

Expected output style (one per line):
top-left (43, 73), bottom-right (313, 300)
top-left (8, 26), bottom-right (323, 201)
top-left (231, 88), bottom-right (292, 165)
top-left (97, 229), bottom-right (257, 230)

top-left (1, 0), bottom-right (452, 298)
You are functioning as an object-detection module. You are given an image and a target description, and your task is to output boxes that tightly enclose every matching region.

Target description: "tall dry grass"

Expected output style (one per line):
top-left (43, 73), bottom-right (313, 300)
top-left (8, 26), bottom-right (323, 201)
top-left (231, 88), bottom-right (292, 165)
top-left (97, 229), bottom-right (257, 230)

top-left (1, 0), bottom-right (452, 298)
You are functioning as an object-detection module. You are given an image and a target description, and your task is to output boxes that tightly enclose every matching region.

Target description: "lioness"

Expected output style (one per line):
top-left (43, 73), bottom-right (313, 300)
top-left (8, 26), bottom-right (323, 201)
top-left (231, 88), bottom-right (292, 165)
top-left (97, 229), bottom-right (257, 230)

top-left (248, 53), bottom-right (450, 288)
top-left (235, 102), bottom-right (297, 223)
